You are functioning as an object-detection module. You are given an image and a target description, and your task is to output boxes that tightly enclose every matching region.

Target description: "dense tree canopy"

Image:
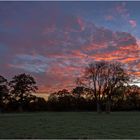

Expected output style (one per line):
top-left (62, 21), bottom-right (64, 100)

top-left (9, 73), bottom-right (38, 111)
top-left (0, 75), bottom-right (9, 111)
top-left (0, 61), bottom-right (140, 112)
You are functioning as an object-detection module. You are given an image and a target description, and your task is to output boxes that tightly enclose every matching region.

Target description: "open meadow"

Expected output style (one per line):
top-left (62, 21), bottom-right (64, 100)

top-left (0, 112), bottom-right (140, 139)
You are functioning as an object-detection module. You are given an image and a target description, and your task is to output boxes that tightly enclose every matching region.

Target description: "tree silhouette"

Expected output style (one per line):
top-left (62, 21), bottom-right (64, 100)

top-left (125, 85), bottom-right (140, 110)
top-left (72, 86), bottom-right (85, 98)
top-left (0, 75), bottom-right (9, 112)
top-left (80, 61), bottom-right (130, 113)
top-left (47, 89), bottom-right (74, 111)
top-left (103, 62), bottom-right (129, 113)
top-left (111, 85), bottom-right (126, 111)
top-left (9, 73), bottom-right (38, 112)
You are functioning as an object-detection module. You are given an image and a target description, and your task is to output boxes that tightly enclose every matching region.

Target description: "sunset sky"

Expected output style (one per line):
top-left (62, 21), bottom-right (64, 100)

top-left (0, 1), bottom-right (140, 93)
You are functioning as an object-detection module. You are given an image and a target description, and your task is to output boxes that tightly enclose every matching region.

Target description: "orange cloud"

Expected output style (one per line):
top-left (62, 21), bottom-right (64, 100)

top-left (6, 15), bottom-right (140, 93)
top-left (121, 57), bottom-right (138, 63)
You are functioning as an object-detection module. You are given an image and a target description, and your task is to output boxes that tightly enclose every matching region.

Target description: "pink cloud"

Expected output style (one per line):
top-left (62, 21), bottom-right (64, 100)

top-left (129, 20), bottom-right (137, 28)
top-left (3, 15), bottom-right (140, 93)
top-left (76, 17), bottom-right (85, 31)
top-left (107, 3), bottom-right (138, 29)
top-left (116, 3), bottom-right (129, 18)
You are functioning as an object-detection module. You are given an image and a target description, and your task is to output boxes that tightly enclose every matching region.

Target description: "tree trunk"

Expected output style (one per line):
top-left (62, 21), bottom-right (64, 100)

top-left (97, 101), bottom-right (102, 113)
top-left (0, 107), bottom-right (2, 113)
top-left (18, 105), bottom-right (23, 112)
top-left (0, 100), bottom-right (3, 113)
top-left (106, 97), bottom-right (111, 113)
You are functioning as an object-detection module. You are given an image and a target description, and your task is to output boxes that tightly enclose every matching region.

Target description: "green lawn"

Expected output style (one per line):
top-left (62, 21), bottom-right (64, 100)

top-left (0, 112), bottom-right (140, 139)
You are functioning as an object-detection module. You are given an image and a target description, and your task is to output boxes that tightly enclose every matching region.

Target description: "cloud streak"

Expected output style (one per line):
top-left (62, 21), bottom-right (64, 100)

top-left (0, 2), bottom-right (140, 93)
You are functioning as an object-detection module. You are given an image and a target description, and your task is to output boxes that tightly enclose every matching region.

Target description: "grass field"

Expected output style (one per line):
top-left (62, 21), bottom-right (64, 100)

top-left (0, 112), bottom-right (140, 139)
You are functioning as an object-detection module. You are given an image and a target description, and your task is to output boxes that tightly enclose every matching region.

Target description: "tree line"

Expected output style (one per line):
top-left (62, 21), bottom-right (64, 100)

top-left (0, 61), bottom-right (140, 113)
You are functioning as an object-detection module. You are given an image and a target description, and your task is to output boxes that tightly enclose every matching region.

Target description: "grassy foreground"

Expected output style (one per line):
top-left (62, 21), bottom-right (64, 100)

top-left (0, 112), bottom-right (140, 139)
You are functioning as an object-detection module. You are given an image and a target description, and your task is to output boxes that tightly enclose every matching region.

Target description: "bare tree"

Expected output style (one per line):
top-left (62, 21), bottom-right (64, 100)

top-left (80, 61), bottom-right (130, 113)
